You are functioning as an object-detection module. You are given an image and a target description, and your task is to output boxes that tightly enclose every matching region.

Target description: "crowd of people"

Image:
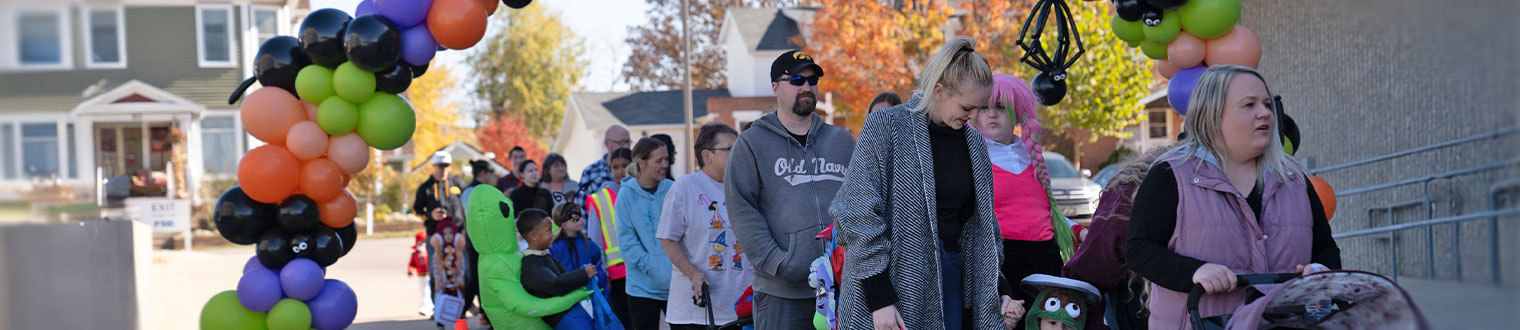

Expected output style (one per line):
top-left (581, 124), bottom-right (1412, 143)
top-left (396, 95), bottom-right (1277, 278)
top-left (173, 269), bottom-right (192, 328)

top-left (406, 35), bottom-right (1341, 330)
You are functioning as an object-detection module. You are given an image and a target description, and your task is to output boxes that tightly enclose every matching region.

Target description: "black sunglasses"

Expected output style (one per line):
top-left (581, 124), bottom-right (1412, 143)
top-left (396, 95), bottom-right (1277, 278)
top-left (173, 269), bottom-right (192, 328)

top-left (778, 75), bottom-right (820, 86)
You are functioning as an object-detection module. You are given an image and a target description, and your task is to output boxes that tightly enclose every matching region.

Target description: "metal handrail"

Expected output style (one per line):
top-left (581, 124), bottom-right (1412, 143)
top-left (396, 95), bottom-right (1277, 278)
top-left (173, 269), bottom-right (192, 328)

top-left (1333, 208), bottom-right (1520, 238)
top-left (1334, 159), bottom-right (1519, 197)
top-left (1309, 126), bottom-right (1517, 174)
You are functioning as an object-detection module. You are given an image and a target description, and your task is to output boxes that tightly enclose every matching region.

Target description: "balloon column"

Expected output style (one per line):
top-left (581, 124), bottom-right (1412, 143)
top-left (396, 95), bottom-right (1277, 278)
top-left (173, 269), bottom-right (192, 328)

top-left (204, 0), bottom-right (532, 329)
top-left (1108, 0), bottom-right (1258, 115)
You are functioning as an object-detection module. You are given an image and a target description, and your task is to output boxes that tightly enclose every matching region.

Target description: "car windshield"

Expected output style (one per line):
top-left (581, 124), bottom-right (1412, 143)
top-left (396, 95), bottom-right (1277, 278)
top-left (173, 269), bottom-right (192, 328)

top-left (1044, 153), bottom-right (1080, 178)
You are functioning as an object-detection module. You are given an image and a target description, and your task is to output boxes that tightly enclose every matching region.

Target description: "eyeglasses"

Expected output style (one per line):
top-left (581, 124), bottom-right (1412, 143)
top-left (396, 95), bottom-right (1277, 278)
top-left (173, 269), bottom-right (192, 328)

top-left (778, 75), bottom-right (820, 86)
top-left (607, 138), bottom-right (631, 146)
top-left (708, 147), bottom-right (732, 152)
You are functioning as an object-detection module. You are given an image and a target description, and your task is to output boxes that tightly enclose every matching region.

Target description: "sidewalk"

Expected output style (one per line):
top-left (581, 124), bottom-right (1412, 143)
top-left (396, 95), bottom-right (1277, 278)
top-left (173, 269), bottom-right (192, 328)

top-left (1399, 278), bottom-right (1519, 329)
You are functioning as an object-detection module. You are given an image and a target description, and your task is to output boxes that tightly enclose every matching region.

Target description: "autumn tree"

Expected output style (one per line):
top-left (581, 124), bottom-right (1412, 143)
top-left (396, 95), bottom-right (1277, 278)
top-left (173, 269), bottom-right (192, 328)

top-left (1026, 2), bottom-right (1153, 166)
top-left (476, 114), bottom-right (548, 172)
top-left (405, 63), bottom-right (475, 168)
top-left (469, 5), bottom-right (587, 141)
top-left (804, 0), bottom-right (952, 130)
top-left (620, 0), bottom-right (805, 91)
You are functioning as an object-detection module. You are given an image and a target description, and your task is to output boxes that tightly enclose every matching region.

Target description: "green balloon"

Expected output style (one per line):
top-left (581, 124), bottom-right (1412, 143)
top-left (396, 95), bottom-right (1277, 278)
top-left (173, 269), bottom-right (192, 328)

top-left (1142, 9), bottom-right (1182, 45)
top-left (1140, 41), bottom-right (1169, 60)
top-left (1111, 15), bottom-right (1145, 45)
top-left (267, 298), bottom-right (312, 330)
top-left (1178, 0), bottom-right (1240, 39)
top-left (318, 97), bottom-right (359, 135)
top-left (333, 62), bottom-right (376, 104)
top-left (356, 93), bottom-right (416, 150)
top-left (200, 290), bottom-right (267, 330)
top-left (294, 65), bottom-right (335, 104)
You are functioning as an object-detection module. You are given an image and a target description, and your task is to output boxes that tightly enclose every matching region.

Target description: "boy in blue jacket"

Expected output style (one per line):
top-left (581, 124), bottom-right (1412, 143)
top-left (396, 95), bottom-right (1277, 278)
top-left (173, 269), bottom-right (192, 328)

top-left (549, 201), bottom-right (611, 297)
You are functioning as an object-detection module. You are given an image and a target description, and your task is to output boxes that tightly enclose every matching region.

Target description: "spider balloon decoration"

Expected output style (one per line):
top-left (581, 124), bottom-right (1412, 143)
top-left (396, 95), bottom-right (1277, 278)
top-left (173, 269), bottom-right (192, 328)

top-left (1016, 0), bottom-right (1085, 106)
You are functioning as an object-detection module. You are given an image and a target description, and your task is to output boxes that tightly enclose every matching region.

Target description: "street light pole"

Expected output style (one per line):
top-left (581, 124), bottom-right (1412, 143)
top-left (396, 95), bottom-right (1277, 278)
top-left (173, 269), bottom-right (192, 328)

top-left (681, 0), bottom-right (694, 174)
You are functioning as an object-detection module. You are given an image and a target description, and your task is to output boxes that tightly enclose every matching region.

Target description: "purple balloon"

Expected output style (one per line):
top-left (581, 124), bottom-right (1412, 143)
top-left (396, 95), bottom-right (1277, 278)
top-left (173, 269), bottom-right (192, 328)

top-left (279, 258), bottom-right (326, 301)
top-left (400, 25), bottom-right (438, 66)
top-left (355, 0), bottom-right (378, 17)
top-left (236, 267), bottom-right (283, 312)
top-left (1168, 65), bottom-right (1208, 116)
top-left (307, 279), bottom-right (359, 330)
top-left (243, 256), bottom-right (264, 274)
top-left (375, 0), bottom-right (431, 28)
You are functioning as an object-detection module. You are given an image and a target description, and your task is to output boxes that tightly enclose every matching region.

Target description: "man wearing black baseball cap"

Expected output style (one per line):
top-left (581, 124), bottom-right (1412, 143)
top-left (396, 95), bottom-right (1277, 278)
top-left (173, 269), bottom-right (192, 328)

top-left (726, 50), bottom-right (856, 329)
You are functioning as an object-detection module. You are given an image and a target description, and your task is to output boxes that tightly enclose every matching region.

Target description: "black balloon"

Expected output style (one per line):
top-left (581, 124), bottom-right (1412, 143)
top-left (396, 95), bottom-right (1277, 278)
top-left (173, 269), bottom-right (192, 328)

top-left (1032, 71), bottom-right (1068, 106)
top-left (255, 230), bottom-right (297, 269)
top-left (345, 15), bottom-right (403, 73)
top-left (503, 0), bottom-right (533, 9)
top-left (336, 222), bottom-right (357, 257)
top-left (299, 8), bottom-right (352, 68)
top-left (410, 61), bottom-right (429, 78)
top-left (212, 186), bottom-right (277, 245)
top-left (1115, 0), bottom-right (1144, 22)
top-left (308, 227), bottom-right (346, 267)
top-left (1144, 0), bottom-right (1188, 9)
top-left (1141, 7), bottom-right (1164, 27)
top-left (375, 65), bottom-right (413, 94)
top-left (254, 36), bottom-right (311, 95)
top-left (278, 195), bottom-right (322, 234)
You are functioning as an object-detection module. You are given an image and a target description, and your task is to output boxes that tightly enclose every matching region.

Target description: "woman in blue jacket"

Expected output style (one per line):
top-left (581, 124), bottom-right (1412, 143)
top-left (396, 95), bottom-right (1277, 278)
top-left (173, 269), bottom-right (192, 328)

top-left (616, 137), bottom-right (675, 330)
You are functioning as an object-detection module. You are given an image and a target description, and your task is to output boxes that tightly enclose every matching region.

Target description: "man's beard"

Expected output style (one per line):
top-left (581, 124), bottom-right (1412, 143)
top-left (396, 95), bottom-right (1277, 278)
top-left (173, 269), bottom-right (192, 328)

top-left (790, 93), bottom-right (817, 116)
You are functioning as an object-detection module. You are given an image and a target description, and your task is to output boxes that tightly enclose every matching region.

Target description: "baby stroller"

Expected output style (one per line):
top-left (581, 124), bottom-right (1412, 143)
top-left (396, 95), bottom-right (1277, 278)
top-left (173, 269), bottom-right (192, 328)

top-left (1187, 271), bottom-right (1429, 330)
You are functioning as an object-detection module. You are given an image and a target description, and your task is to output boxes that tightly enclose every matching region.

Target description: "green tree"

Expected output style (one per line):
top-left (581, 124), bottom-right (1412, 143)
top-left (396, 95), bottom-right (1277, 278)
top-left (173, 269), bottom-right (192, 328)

top-left (620, 0), bottom-right (805, 91)
top-left (1014, 2), bottom-right (1153, 166)
top-left (469, 5), bottom-right (587, 141)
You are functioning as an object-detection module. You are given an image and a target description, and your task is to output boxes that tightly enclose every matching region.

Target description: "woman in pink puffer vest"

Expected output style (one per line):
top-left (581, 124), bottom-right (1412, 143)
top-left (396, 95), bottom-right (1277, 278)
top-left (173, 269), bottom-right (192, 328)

top-left (1125, 65), bottom-right (1341, 329)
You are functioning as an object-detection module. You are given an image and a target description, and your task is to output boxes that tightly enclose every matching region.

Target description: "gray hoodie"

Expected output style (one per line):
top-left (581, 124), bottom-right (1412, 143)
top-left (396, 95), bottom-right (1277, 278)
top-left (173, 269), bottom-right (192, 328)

top-left (724, 110), bottom-right (856, 299)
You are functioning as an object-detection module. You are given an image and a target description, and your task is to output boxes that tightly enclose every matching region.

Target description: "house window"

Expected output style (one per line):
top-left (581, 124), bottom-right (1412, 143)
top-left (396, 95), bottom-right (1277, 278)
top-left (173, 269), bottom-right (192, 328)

top-left (251, 7), bottom-right (281, 46)
top-left (1148, 110), bottom-right (1169, 139)
top-left (202, 116), bottom-right (241, 175)
top-left (197, 5), bottom-right (235, 68)
top-left (84, 7), bottom-right (127, 68)
top-left (16, 9), bottom-right (70, 69)
top-left (1, 123), bottom-right (14, 179)
top-left (21, 123), bottom-right (61, 177)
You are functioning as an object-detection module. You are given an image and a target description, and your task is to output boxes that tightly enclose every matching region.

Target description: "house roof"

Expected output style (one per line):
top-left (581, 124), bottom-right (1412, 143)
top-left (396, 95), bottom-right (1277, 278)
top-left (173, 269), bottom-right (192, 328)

top-left (570, 89), bottom-right (731, 127)
top-left (408, 141), bottom-right (511, 174)
top-left (727, 8), bottom-right (814, 52)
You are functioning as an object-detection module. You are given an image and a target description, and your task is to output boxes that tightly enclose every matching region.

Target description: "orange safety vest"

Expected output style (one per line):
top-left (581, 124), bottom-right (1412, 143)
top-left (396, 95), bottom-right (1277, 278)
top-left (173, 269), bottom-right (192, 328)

top-left (586, 187), bottom-right (626, 280)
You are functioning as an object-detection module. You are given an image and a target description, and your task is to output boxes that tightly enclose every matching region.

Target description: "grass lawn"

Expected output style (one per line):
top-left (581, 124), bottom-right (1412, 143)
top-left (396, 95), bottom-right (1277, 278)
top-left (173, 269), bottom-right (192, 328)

top-left (0, 201), bottom-right (29, 219)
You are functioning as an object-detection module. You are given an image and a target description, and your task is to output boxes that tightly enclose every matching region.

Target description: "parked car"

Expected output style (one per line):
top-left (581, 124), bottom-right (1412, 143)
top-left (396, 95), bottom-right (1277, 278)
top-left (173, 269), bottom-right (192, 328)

top-left (1043, 152), bottom-right (1102, 219)
top-left (1092, 164), bottom-right (1124, 188)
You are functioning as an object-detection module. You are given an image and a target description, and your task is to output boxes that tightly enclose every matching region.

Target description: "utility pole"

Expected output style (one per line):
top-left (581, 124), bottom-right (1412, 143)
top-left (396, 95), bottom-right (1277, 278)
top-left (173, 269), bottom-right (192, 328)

top-left (681, 0), bottom-right (695, 174)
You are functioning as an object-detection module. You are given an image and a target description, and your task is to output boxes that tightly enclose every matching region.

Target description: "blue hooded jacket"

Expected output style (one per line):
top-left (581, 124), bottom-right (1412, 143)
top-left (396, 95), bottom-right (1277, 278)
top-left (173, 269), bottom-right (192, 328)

top-left (615, 176), bottom-right (674, 300)
top-left (549, 234), bottom-right (611, 297)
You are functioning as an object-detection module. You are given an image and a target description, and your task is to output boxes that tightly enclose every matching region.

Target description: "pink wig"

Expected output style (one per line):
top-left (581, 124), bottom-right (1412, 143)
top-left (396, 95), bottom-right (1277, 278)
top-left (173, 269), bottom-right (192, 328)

top-left (989, 73), bottom-right (1051, 187)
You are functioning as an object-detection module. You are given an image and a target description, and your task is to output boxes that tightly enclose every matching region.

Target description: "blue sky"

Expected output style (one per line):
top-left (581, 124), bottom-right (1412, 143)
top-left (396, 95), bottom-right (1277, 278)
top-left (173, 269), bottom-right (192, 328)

top-left (309, 0), bottom-right (652, 93)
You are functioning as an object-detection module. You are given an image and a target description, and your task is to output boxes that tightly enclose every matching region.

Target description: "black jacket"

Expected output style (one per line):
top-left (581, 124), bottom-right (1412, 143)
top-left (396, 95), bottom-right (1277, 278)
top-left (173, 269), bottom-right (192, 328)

top-left (413, 175), bottom-right (468, 236)
top-left (521, 253), bottom-right (592, 325)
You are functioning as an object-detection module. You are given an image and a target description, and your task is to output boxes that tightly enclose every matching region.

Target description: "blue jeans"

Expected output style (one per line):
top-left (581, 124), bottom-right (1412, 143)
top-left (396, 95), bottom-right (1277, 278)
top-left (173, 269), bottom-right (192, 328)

top-left (939, 242), bottom-right (965, 330)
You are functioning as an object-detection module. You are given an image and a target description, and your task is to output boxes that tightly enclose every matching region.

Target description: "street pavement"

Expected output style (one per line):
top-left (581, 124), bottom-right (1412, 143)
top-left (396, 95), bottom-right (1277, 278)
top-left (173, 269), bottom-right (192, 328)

top-left (149, 235), bottom-right (494, 329)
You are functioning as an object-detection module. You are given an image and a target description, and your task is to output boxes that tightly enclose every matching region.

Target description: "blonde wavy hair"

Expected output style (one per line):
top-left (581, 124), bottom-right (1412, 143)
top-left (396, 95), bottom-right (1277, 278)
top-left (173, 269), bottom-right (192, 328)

top-left (1168, 65), bottom-right (1303, 182)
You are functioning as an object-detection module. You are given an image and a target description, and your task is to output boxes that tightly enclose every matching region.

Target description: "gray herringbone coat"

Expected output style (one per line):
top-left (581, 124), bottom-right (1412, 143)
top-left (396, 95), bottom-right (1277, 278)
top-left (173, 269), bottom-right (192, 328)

top-left (830, 96), bottom-right (1005, 330)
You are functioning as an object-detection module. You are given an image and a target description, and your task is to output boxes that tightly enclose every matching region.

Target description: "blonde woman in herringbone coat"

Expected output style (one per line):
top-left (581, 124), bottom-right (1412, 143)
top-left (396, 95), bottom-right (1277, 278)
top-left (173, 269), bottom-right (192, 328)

top-left (831, 36), bottom-right (1026, 330)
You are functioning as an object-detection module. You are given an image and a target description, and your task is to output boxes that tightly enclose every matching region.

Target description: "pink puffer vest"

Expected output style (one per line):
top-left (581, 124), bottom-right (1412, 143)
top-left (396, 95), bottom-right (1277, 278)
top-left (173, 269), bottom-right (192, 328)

top-left (1148, 156), bottom-right (1313, 329)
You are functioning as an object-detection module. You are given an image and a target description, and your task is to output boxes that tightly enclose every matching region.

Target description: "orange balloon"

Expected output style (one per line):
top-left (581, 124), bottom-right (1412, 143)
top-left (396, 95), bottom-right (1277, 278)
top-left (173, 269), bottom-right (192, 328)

top-left (302, 101), bottom-right (320, 122)
top-left (1205, 25), bottom-right (1262, 68)
top-left (1308, 175), bottom-right (1337, 221)
top-left (1167, 32), bottom-right (1206, 69)
top-left (478, 0), bottom-right (497, 15)
top-left (240, 88), bottom-right (306, 145)
top-left (428, 0), bottom-right (488, 50)
top-left (301, 159), bottom-right (347, 202)
top-left (238, 145), bottom-right (302, 204)
top-left (327, 133), bottom-right (372, 174)
top-left (1154, 58), bottom-right (1180, 79)
top-left (320, 190), bottom-right (358, 229)
top-left (286, 121), bottom-right (330, 161)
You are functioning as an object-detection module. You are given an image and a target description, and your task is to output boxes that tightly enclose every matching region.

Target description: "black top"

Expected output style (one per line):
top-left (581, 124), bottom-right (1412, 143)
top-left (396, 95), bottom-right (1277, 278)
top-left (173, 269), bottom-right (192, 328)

top-left (791, 132), bottom-right (809, 146)
top-left (412, 175), bottom-right (467, 236)
top-left (863, 122), bottom-right (1009, 312)
top-left (641, 184), bottom-right (659, 195)
top-left (1126, 162), bottom-right (1342, 292)
top-left (521, 254), bottom-right (592, 325)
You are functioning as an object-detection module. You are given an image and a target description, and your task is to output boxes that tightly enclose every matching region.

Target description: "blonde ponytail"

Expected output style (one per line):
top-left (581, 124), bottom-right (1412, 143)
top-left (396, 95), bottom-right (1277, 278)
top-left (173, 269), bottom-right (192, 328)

top-left (910, 36), bottom-right (994, 116)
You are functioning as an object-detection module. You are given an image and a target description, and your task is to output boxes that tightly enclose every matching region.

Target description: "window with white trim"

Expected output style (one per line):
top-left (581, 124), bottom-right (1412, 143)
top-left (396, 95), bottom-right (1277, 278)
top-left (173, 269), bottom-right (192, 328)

top-left (1148, 110), bottom-right (1170, 139)
top-left (84, 7), bottom-right (127, 68)
top-left (196, 5), bottom-right (236, 68)
top-left (202, 116), bottom-right (242, 175)
top-left (251, 6), bottom-right (281, 47)
top-left (15, 8), bottom-right (71, 69)
top-left (21, 123), bottom-right (61, 177)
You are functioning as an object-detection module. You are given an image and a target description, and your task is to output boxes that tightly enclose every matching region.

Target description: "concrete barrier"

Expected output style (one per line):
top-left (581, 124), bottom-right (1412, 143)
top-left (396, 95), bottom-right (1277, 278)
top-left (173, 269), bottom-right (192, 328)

top-left (0, 219), bottom-right (151, 329)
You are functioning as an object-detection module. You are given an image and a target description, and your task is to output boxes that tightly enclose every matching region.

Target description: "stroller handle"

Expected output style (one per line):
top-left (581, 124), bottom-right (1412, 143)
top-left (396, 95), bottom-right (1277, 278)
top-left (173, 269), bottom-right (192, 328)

top-left (1187, 273), bottom-right (1299, 330)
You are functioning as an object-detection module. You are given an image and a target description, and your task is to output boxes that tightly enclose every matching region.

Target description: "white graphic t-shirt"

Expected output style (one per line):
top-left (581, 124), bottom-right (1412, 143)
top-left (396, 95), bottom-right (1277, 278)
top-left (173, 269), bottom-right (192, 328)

top-left (656, 171), bottom-right (753, 325)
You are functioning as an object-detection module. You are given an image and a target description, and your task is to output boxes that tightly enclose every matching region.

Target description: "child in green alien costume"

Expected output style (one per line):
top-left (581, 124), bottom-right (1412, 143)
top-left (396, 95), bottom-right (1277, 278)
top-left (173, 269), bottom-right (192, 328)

top-left (466, 185), bottom-right (591, 329)
top-left (1021, 274), bottom-right (1103, 330)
